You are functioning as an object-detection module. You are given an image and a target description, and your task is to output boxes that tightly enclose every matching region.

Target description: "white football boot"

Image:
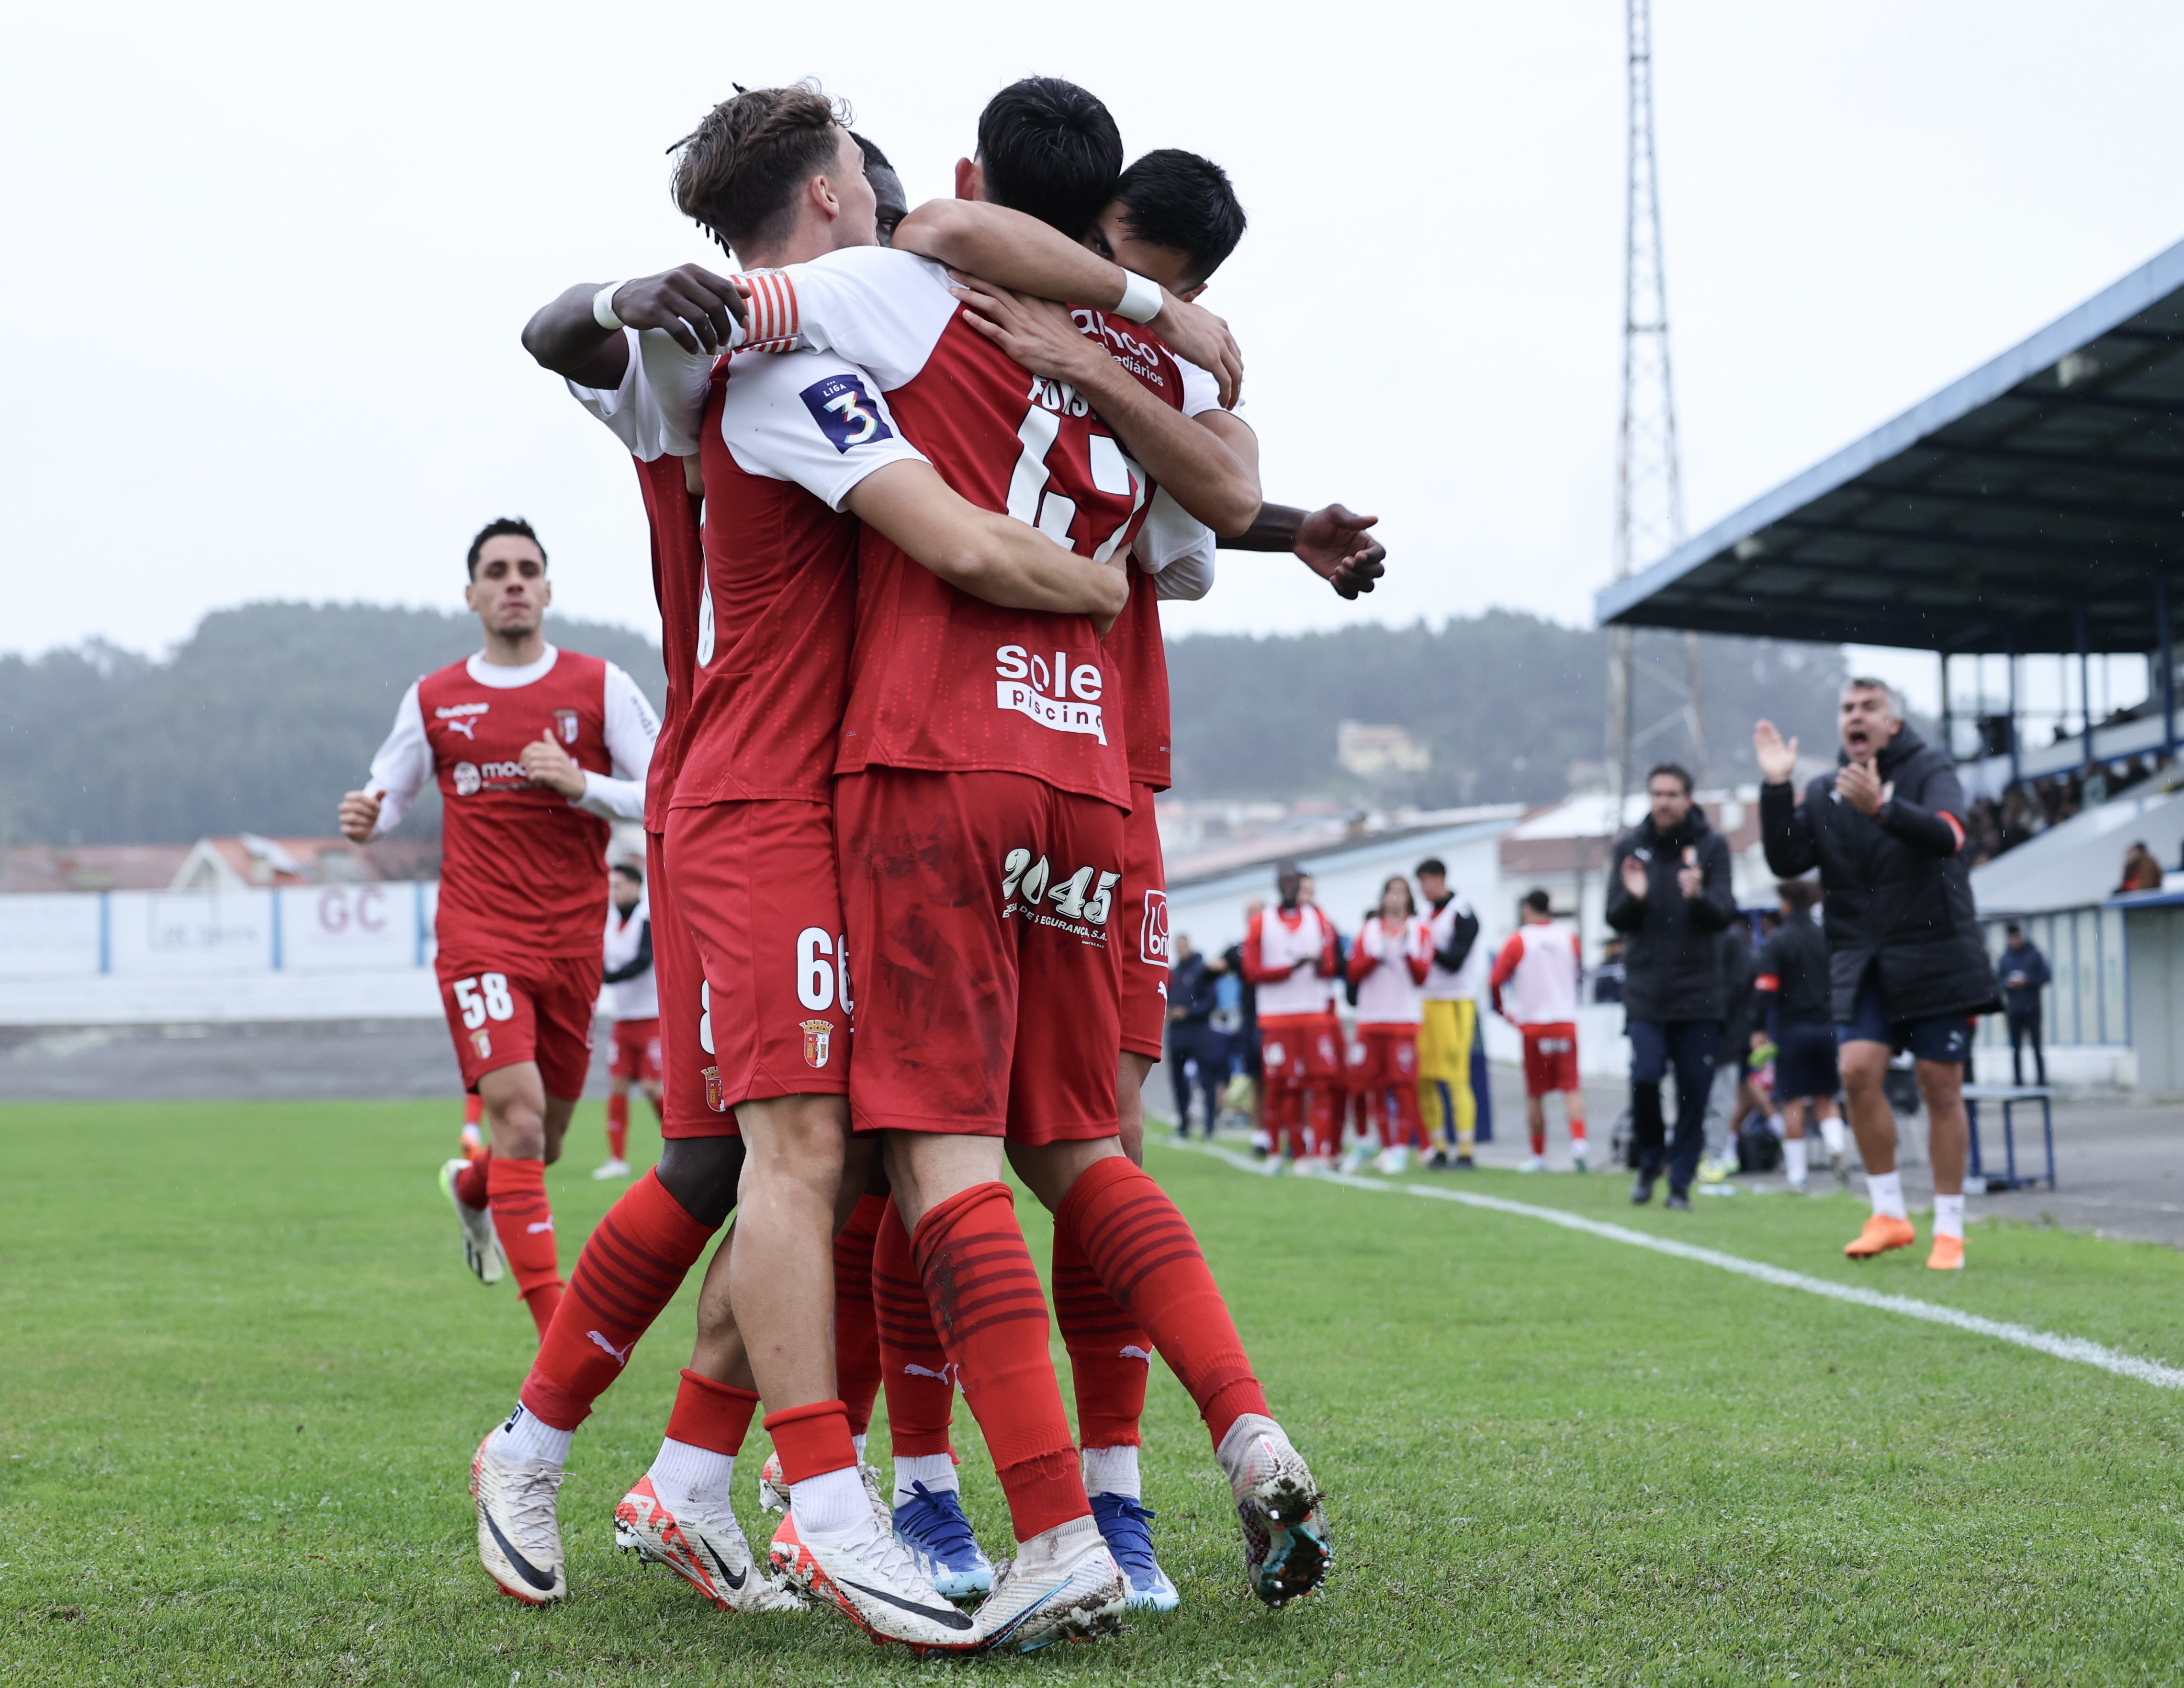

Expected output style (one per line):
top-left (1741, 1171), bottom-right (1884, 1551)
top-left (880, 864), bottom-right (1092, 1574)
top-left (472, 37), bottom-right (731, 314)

top-left (971, 1515), bottom-right (1127, 1653)
top-left (591, 1156), bottom-right (631, 1181)
top-left (1218, 1414), bottom-right (1331, 1606)
top-left (1518, 1154), bottom-right (1547, 1173)
top-left (1572, 1138), bottom-right (1591, 1173)
top-left (613, 1474), bottom-right (805, 1612)
top-left (440, 1159), bottom-right (502, 1284)
top-left (768, 1503), bottom-right (979, 1653)
top-left (470, 1433), bottom-right (566, 1603)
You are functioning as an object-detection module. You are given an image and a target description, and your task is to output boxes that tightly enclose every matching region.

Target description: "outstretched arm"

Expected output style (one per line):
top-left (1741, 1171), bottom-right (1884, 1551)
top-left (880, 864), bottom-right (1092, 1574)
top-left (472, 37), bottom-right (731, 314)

top-left (844, 461), bottom-right (1128, 628)
top-left (893, 199), bottom-right (1242, 404)
top-left (522, 267), bottom-right (751, 386)
top-left (1222, 503), bottom-right (1387, 600)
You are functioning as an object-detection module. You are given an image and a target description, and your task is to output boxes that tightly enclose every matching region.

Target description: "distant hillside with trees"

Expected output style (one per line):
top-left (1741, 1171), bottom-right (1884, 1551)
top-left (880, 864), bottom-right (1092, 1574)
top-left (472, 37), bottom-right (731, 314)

top-left (0, 601), bottom-right (1847, 846)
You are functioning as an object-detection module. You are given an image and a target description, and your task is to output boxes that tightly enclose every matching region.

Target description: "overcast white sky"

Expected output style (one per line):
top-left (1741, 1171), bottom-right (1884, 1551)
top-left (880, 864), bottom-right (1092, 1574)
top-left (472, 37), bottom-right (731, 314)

top-left (7, 0), bottom-right (2184, 721)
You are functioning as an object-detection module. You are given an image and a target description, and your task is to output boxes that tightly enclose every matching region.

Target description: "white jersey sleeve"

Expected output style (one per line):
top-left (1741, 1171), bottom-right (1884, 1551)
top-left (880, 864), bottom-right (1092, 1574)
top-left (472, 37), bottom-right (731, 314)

top-left (730, 247), bottom-right (960, 391)
top-left (1175, 355), bottom-right (1240, 420)
top-left (1136, 487), bottom-right (1216, 601)
top-left (715, 347), bottom-right (929, 511)
top-left (564, 327), bottom-right (709, 461)
top-left (571, 663), bottom-right (657, 823)
top-left (364, 681), bottom-right (431, 837)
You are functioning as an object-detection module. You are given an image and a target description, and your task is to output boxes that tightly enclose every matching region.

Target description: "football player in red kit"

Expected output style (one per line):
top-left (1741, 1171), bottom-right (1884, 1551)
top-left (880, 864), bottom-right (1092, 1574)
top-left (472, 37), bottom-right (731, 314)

top-left (1243, 862), bottom-right (1346, 1164)
top-left (1346, 875), bottom-right (1432, 1170)
top-left (339, 519), bottom-right (656, 1343)
top-left (597, 860), bottom-right (661, 1179)
top-left (1491, 889), bottom-right (1590, 1171)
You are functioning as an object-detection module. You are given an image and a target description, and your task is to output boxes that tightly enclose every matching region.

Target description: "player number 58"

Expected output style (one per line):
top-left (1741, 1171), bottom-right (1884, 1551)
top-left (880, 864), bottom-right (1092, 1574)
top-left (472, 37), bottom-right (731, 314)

top-left (453, 973), bottom-right (514, 1029)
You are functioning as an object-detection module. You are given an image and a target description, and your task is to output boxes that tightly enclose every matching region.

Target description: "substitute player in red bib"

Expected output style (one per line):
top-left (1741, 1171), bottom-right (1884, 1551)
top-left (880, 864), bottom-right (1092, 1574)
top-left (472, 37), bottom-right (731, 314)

top-left (338, 519), bottom-right (655, 1341)
top-left (1491, 890), bottom-right (1590, 1172)
top-left (597, 860), bottom-right (660, 1179)
top-left (1243, 862), bottom-right (1345, 1166)
top-left (1347, 876), bottom-right (1432, 1171)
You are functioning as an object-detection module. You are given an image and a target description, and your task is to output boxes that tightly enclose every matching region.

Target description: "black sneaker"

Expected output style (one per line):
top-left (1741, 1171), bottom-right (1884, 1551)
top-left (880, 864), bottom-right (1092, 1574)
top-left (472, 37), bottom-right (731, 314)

top-left (1663, 1190), bottom-right (1692, 1212)
top-left (1454, 1155), bottom-right (1475, 1171)
top-left (1630, 1171), bottom-right (1657, 1205)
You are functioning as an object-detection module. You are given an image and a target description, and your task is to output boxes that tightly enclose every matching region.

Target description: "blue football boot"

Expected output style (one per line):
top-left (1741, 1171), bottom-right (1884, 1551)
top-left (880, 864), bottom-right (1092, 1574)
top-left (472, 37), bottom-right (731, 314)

top-left (891, 1480), bottom-right (994, 1600)
top-left (1089, 1491), bottom-right (1180, 1612)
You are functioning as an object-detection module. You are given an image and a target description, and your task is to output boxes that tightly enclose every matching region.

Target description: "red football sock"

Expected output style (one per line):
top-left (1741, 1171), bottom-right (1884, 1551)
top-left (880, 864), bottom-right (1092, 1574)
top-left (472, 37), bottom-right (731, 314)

top-left (605, 1092), bottom-right (629, 1162)
top-left (520, 1169), bottom-right (717, 1428)
top-left (765, 1398), bottom-right (856, 1484)
top-left (454, 1147), bottom-right (489, 1210)
top-left (1050, 1211), bottom-right (1148, 1449)
top-left (1392, 1082), bottom-right (1425, 1151)
top-left (666, 1368), bottom-right (760, 1455)
top-left (1567, 1104), bottom-right (1588, 1142)
top-left (1306, 1087), bottom-right (1337, 1158)
top-left (912, 1183), bottom-right (1086, 1541)
top-left (463, 1092), bottom-right (485, 1132)
top-left (1058, 1155), bottom-right (1269, 1450)
top-left (833, 1192), bottom-right (886, 1439)
top-left (487, 1155), bottom-right (563, 1339)
top-left (873, 1199), bottom-right (956, 1457)
top-left (1275, 1086), bottom-right (1307, 1160)
top-left (1531, 1126), bottom-right (1548, 1156)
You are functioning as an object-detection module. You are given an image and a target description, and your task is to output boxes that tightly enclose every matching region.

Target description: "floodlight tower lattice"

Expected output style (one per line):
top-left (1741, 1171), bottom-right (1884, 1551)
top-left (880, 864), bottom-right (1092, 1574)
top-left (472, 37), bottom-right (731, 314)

top-left (1606, 0), bottom-right (1707, 821)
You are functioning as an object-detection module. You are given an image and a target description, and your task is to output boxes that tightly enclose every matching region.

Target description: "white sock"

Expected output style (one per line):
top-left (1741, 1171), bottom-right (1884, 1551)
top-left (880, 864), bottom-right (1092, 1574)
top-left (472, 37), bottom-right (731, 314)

top-left (1016, 1511), bottom-right (1102, 1564)
top-left (649, 1438), bottom-right (733, 1513)
top-left (1783, 1138), bottom-right (1808, 1184)
top-left (1081, 1444), bottom-right (1141, 1500)
top-left (792, 1463), bottom-right (867, 1540)
top-left (1867, 1170), bottom-right (1907, 1221)
top-left (491, 1403), bottom-right (571, 1468)
top-left (1934, 1193), bottom-right (1966, 1241)
top-left (892, 1452), bottom-right (959, 1507)
top-left (1820, 1117), bottom-right (1847, 1158)
top-left (852, 1432), bottom-right (867, 1461)
top-left (1767, 1113), bottom-right (1787, 1140)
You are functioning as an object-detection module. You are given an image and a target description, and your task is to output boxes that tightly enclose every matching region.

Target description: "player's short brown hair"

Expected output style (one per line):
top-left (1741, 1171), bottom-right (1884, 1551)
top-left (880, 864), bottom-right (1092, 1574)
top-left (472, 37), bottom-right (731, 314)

top-left (671, 81), bottom-right (850, 256)
top-left (1776, 879), bottom-right (1816, 914)
top-left (467, 517), bottom-right (544, 579)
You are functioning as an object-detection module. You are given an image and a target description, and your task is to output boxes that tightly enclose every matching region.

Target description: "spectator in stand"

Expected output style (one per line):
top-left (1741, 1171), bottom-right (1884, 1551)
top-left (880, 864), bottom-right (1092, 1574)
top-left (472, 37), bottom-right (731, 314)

top-left (1756, 678), bottom-right (2000, 1271)
top-left (2119, 840), bottom-right (2164, 894)
top-left (2000, 923), bottom-right (2050, 1087)
top-left (1489, 890), bottom-right (1588, 1173)
top-left (1999, 786), bottom-right (2039, 852)
top-left (1605, 763), bottom-right (1736, 1211)
top-left (1344, 875), bottom-right (1432, 1172)
top-left (1592, 936), bottom-right (1626, 1004)
top-left (1164, 932), bottom-right (1223, 1138)
top-left (1415, 856), bottom-right (1492, 1168)
top-left (1752, 880), bottom-right (1844, 1192)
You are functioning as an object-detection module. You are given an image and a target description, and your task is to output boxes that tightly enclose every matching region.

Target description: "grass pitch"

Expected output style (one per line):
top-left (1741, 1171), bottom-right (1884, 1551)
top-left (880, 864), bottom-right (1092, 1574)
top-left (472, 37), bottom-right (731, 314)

top-left (5, 1100), bottom-right (2184, 1685)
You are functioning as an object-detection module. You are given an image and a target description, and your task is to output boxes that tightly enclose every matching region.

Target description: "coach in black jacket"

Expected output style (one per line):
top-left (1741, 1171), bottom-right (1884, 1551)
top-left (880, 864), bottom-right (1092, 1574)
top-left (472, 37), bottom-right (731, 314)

top-left (1604, 762), bottom-right (1736, 1209)
top-left (1756, 679), bottom-right (1998, 1269)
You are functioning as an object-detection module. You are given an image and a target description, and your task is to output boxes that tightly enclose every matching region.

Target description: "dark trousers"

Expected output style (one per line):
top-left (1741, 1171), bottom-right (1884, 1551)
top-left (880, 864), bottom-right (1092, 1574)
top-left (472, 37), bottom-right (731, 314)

top-left (2007, 1007), bottom-right (2046, 1087)
top-left (1166, 1023), bottom-right (1227, 1134)
top-left (1629, 1018), bottom-right (1722, 1194)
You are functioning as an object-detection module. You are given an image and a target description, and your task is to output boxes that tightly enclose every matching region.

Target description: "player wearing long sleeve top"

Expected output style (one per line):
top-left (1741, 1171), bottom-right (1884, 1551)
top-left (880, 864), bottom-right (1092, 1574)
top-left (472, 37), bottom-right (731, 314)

top-left (1342, 877), bottom-right (1432, 1166)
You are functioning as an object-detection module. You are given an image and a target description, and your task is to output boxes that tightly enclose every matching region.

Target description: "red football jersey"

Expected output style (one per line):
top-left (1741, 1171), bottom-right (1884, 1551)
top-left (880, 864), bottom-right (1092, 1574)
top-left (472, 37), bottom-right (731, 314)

top-left (672, 363), bottom-right (865, 807)
top-left (417, 652), bottom-right (616, 960)
top-left (840, 308), bottom-right (1181, 807)
top-left (1104, 570), bottom-right (1172, 792)
top-left (630, 453), bottom-right (705, 829)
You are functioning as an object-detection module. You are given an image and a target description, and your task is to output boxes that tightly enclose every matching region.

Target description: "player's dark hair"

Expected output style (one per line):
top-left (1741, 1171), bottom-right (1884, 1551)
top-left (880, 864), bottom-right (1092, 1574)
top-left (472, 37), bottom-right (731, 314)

top-left (1114, 149), bottom-right (1248, 288)
top-left (466, 517), bottom-right (545, 579)
top-left (1415, 857), bottom-right (1447, 878)
top-left (1646, 762), bottom-right (1694, 796)
top-left (975, 76), bottom-right (1122, 240)
top-left (612, 861), bottom-right (643, 884)
top-left (1777, 880), bottom-right (1815, 914)
top-left (671, 81), bottom-right (849, 256)
top-left (850, 131), bottom-right (892, 174)
top-left (1523, 888), bottom-right (1551, 915)
top-left (2005, 920), bottom-right (2022, 936)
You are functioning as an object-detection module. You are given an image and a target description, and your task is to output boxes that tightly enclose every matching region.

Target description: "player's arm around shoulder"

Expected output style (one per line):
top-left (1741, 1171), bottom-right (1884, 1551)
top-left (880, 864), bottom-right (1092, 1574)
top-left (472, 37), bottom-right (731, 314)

top-left (842, 460), bottom-right (1127, 628)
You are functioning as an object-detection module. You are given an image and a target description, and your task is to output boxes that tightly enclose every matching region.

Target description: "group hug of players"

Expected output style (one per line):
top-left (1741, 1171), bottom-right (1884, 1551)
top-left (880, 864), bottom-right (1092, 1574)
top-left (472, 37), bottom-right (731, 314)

top-left (338, 76), bottom-right (1390, 1653)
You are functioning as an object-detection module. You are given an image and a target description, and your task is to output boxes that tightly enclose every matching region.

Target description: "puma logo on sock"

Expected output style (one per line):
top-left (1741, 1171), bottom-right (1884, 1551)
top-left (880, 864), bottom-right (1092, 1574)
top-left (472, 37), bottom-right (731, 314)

top-left (586, 1330), bottom-right (633, 1366)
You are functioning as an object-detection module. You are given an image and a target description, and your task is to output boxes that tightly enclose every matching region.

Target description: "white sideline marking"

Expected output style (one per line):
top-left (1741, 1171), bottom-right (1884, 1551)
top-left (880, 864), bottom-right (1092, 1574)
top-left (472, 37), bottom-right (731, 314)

top-left (1163, 1141), bottom-right (2184, 1393)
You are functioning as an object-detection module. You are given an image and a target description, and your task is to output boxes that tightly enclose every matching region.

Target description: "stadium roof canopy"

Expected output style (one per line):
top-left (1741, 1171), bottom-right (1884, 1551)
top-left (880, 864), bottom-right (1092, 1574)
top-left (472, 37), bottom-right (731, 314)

top-left (1595, 237), bottom-right (2184, 655)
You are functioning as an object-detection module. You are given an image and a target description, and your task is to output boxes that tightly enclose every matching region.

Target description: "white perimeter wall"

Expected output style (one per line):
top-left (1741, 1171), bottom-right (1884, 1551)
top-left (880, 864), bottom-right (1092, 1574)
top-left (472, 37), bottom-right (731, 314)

top-left (0, 884), bottom-right (445, 1023)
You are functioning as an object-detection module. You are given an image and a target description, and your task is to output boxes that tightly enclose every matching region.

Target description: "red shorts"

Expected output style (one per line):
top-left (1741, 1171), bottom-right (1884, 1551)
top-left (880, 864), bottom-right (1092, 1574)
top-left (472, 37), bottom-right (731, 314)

top-left (646, 827), bottom-right (735, 1138)
top-left (1348, 1023), bottom-right (1420, 1090)
top-left (1260, 1012), bottom-right (1345, 1088)
top-left (1117, 784), bottom-right (1169, 1061)
top-left (609, 1017), bottom-right (662, 1083)
top-left (1521, 1022), bottom-right (1580, 1096)
top-left (665, 800), bottom-right (851, 1113)
top-left (834, 768), bottom-right (1124, 1144)
top-left (435, 949), bottom-right (600, 1099)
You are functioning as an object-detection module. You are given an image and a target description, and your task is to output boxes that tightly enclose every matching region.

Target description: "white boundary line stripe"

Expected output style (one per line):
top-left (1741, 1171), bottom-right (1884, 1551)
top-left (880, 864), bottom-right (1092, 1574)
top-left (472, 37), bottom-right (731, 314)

top-left (1161, 1140), bottom-right (2184, 1392)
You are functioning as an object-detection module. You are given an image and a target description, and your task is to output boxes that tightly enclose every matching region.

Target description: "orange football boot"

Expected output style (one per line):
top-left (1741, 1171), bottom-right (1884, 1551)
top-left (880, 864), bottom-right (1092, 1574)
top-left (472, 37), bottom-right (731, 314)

top-left (1843, 1214), bottom-right (1916, 1258)
top-left (1926, 1235), bottom-right (1965, 1271)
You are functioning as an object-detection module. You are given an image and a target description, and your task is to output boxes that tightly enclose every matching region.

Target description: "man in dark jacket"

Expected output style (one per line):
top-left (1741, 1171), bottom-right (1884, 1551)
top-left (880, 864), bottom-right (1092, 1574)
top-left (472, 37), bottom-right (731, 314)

top-left (1756, 678), bottom-right (1999, 1271)
top-left (1999, 924), bottom-right (2050, 1087)
top-left (1604, 762), bottom-right (1737, 1209)
top-left (1165, 933), bottom-right (1224, 1136)
top-left (1751, 879), bottom-right (1843, 1190)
